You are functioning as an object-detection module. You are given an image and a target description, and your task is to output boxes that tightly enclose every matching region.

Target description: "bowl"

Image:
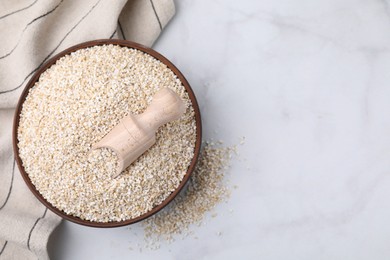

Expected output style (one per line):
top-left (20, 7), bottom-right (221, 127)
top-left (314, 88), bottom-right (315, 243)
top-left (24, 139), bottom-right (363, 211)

top-left (12, 39), bottom-right (202, 228)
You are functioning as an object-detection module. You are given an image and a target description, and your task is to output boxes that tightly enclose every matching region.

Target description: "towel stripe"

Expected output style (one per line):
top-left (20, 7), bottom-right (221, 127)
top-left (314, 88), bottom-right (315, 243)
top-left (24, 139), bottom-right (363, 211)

top-left (109, 29), bottom-right (117, 39)
top-left (0, 0), bottom-right (102, 95)
top-left (0, 67), bottom-right (38, 94)
top-left (0, 0), bottom-right (64, 59)
top-left (0, 241), bottom-right (8, 256)
top-left (118, 21), bottom-right (126, 40)
top-left (149, 0), bottom-right (162, 31)
top-left (0, 160), bottom-right (15, 210)
top-left (27, 208), bottom-right (48, 250)
top-left (0, 0), bottom-right (38, 20)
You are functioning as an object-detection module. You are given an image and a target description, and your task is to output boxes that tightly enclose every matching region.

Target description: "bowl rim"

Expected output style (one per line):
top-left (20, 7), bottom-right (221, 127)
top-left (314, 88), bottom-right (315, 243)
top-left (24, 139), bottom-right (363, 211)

top-left (12, 39), bottom-right (202, 228)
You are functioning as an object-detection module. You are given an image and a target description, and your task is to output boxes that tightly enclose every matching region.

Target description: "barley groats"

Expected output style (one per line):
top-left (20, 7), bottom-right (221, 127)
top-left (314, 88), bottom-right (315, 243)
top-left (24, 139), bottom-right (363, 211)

top-left (17, 45), bottom-right (197, 223)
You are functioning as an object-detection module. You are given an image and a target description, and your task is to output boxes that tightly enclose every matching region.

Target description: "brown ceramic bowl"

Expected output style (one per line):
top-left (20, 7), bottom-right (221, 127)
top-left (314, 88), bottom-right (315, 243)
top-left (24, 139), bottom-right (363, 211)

top-left (12, 39), bottom-right (202, 228)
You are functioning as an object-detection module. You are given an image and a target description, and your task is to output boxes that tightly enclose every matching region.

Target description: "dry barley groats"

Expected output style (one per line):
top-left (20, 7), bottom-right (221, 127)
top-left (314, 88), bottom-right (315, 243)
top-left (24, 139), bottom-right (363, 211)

top-left (17, 44), bottom-right (197, 223)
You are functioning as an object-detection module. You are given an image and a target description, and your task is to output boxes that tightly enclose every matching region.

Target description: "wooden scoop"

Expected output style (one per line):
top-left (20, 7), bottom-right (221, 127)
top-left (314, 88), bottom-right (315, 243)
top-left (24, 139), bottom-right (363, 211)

top-left (92, 88), bottom-right (186, 178)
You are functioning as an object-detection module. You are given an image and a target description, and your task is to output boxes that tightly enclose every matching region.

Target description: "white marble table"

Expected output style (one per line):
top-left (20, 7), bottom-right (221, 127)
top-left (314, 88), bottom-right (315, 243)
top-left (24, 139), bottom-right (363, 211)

top-left (50, 0), bottom-right (390, 259)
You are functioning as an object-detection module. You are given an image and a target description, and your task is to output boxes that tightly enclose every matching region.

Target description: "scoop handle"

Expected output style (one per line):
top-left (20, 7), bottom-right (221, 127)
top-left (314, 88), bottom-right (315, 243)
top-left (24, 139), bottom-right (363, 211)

top-left (138, 88), bottom-right (186, 131)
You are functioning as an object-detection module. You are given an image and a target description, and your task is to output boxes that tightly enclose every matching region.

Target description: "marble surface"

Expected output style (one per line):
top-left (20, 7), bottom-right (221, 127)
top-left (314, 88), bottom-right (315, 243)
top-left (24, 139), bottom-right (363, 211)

top-left (50, 0), bottom-right (390, 259)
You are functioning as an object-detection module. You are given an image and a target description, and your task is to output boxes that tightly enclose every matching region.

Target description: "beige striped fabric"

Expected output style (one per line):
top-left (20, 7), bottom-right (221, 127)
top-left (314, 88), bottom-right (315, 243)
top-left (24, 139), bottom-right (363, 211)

top-left (0, 0), bottom-right (175, 259)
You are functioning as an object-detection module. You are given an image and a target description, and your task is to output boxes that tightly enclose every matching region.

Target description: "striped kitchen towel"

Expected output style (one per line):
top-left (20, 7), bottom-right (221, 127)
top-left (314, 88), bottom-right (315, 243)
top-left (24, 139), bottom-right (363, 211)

top-left (0, 0), bottom-right (175, 259)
